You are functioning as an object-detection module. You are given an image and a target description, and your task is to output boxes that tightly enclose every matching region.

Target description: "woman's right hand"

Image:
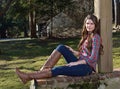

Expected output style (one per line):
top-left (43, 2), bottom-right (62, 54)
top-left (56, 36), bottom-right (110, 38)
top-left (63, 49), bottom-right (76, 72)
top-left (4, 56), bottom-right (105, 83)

top-left (65, 45), bottom-right (80, 56)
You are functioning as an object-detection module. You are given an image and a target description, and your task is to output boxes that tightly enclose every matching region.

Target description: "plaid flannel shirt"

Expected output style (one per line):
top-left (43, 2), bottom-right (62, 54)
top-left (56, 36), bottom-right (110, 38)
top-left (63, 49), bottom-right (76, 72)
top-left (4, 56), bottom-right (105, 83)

top-left (79, 34), bottom-right (101, 72)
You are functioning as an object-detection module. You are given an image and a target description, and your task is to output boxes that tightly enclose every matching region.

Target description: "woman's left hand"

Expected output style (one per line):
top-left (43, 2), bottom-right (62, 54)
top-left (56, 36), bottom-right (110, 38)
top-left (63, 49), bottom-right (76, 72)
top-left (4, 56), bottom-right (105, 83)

top-left (66, 60), bottom-right (86, 67)
top-left (66, 62), bottom-right (78, 67)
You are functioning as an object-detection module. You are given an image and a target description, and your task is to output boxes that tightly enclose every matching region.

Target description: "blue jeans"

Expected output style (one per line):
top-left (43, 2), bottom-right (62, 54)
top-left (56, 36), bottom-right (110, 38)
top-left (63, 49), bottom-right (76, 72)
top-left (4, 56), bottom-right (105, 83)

top-left (51, 44), bottom-right (92, 77)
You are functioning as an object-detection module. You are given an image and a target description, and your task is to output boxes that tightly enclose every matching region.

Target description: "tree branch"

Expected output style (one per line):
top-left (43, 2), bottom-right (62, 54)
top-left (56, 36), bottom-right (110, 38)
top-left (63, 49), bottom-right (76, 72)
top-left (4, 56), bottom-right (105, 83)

top-left (0, 0), bottom-right (14, 16)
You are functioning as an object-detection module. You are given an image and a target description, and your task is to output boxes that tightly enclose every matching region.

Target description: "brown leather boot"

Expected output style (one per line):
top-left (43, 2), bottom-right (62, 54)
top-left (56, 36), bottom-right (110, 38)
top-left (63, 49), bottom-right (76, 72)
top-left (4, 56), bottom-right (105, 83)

top-left (40, 50), bottom-right (61, 71)
top-left (16, 68), bottom-right (52, 84)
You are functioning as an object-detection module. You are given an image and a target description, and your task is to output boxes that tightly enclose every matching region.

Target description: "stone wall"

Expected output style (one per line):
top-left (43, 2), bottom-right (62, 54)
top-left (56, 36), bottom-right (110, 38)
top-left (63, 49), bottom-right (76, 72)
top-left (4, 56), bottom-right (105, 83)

top-left (30, 71), bottom-right (120, 89)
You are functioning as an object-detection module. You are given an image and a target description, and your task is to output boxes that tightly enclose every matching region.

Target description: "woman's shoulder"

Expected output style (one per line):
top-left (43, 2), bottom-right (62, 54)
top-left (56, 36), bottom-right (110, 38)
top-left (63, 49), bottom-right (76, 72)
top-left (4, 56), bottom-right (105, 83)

top-left (93, 34), bottom-right (101, 40)
top-left (93, 33), bottom-right (101, 38)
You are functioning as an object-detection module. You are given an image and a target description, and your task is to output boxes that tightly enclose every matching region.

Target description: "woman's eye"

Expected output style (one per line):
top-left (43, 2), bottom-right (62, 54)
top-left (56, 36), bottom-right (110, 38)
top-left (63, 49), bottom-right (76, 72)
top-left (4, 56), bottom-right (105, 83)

top-left (86, 23), bottom-right (94, 25)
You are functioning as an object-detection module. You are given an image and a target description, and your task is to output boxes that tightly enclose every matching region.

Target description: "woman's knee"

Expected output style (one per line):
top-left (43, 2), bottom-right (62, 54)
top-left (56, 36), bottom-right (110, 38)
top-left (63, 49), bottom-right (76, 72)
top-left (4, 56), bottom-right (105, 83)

top-left (55, 44), bottom-right (66, 52)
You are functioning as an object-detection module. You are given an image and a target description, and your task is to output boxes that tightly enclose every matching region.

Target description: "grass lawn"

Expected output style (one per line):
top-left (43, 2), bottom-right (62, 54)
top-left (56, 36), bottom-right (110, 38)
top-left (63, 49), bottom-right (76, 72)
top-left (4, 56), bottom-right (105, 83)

top-left (0, 32), bottom-right (120, 89)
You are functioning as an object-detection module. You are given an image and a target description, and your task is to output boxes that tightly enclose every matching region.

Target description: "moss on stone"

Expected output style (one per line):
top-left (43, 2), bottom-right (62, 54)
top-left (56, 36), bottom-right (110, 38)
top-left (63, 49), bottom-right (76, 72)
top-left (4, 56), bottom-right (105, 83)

top-left (67, 81), bottom-right (100, 89)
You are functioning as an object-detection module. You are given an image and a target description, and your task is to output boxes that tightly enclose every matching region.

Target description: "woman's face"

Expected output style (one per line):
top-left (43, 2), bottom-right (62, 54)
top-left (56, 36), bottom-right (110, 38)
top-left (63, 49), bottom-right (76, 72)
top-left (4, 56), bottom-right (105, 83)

top-left (85, 19), bottom-right (95, 32)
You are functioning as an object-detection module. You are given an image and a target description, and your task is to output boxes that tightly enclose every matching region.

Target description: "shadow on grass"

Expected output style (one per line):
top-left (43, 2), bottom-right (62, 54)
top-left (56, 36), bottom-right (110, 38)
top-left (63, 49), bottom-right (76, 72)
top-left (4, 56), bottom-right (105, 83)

top-left (0, 59), bottom-right (37, 70)
top-left (0, 37), bottom-right (80, 61)
top-left (0, 31), bottom-right (119, 61)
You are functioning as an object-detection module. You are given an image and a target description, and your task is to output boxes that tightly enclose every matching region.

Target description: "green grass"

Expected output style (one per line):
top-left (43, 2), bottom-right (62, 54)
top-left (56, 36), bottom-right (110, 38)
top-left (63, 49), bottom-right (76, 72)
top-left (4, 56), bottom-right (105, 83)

top-left (0, 32), bottom-right (120, 89)
top-left (112, 32), bottom-right (120, 68)
top-left (0, 37), bottom-right (79, 89)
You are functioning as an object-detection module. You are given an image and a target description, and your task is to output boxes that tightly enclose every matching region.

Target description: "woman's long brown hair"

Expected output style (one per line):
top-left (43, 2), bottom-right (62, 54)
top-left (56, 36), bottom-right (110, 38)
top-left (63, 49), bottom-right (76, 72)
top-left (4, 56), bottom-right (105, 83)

top-left (78, 14), bottom-right (103, 55)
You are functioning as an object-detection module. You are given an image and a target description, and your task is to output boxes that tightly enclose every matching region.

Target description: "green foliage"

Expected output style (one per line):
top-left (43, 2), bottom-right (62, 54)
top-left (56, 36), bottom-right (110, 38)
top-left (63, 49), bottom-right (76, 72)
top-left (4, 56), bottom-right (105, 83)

top-left (0, 0), bottom-right (77, 38)
top-left (0, 0), bottom-right (94, 38)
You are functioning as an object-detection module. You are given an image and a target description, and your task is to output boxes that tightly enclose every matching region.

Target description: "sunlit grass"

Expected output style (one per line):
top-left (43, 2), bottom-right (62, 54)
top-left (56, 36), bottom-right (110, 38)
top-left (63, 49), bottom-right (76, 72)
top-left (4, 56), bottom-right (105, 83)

top-left (0, 38), bottom-right (80, 89)
top-left (112, 32), bottom-right (120, 68)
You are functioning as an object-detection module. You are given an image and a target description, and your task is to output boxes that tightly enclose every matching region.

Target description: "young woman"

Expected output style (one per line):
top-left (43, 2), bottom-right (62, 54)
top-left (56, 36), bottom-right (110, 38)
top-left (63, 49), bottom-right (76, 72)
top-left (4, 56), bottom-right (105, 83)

top-left (16, 14), bottom-right (103, 84)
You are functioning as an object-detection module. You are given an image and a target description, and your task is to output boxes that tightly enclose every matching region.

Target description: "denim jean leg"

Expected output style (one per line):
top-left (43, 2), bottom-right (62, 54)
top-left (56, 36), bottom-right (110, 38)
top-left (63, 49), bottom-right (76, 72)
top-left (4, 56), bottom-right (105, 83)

top-left (51, 64), bottom-right (92, 77)
top-left (55, 44), bottom-right (78, 63)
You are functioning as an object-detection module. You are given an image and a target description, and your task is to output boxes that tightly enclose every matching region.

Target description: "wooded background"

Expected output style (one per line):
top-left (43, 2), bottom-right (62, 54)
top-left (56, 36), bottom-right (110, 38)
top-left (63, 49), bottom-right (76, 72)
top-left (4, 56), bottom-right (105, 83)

top-left (0, 0), bottom-right (119, 38)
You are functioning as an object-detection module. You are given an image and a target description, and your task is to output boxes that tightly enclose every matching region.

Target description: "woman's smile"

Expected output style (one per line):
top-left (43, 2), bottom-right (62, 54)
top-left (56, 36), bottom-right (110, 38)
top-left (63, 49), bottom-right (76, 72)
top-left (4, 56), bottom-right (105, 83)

top-left (85, 19), bottom-right (95, 32)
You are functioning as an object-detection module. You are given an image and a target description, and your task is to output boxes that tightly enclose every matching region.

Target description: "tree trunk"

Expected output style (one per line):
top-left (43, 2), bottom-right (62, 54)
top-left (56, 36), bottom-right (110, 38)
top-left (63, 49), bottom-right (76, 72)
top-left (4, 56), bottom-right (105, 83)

top-left (0, 0), bottom-right (14, 16)
top-left (0, 0), bottom-right (14, 38)
top-left (24, 27), bottom-right (29, 37)
top-left (28, 0), bottom-right (37, 38)
top-left (0, 15), bottom-right (7, 38)
top-left (29, 9), bottom-right (37, 38)
top-left (118, 0), bottom-right (120, 25)
top-left (114, 0), bottom-right (120, 27)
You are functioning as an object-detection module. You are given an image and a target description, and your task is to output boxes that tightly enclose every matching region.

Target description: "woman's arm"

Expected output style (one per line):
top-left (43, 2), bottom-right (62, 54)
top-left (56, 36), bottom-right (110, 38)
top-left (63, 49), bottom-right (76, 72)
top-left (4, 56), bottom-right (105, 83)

top-left (65, 45), bottom-right (80, 56)
top-left (66, 60), bottom-right (86, 66)
top-left (80, 34), bottom-right (101, 64)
